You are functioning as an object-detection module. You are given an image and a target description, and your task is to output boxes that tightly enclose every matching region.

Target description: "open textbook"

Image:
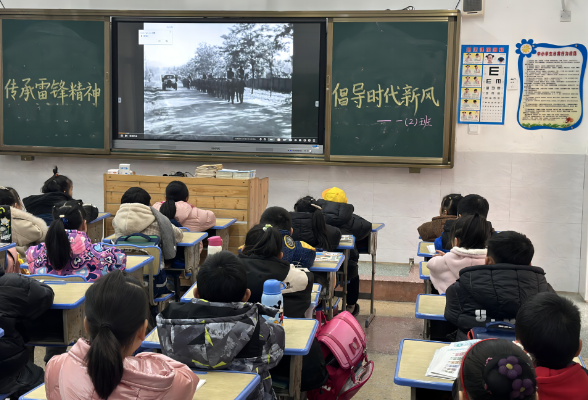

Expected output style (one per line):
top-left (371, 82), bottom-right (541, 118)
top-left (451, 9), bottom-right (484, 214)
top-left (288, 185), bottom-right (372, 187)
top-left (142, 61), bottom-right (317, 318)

top-left (425, 340), bottom-right (481, 380)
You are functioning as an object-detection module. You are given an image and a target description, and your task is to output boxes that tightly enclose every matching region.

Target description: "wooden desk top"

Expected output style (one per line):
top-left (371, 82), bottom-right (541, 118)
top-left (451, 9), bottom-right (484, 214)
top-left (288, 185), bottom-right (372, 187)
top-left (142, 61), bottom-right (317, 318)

top-left (371, 223), bottom-right (385, 232)
top-left (48, 282), bottom-right (92, 310)
top-left (420, 261), bottom-right (430, 279)
top-left (178, 232), bottom-right (208, 247)
top-left (20, 372), bottom-right (259, 400)
top-left (415, 295), bottom-right (446, 320)
top-left (212, 218), bottom-right (237, 230)
top-left (125, 255), bottom-right (154, 273)
top-left (145, 318), bottom-right (318, 355)
top-left (418, 242), bottom-right (435, 257)
top-left (395, 339), bottom-right (453, 390)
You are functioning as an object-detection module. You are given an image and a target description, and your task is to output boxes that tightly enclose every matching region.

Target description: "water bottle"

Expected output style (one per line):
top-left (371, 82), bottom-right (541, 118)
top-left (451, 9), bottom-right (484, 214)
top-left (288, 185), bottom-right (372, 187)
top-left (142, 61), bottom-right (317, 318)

top-left (261, 279), bottom-right (285, 322)
top-left (207, 236), bottom-right (223, 256)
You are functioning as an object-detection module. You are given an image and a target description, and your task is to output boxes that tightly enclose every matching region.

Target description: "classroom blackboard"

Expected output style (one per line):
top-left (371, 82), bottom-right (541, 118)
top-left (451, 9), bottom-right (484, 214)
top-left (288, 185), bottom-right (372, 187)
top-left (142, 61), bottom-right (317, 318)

top-left (1, 19), bottom-right (109, 152)
top-left (328, 18), bottom-right (458, 164)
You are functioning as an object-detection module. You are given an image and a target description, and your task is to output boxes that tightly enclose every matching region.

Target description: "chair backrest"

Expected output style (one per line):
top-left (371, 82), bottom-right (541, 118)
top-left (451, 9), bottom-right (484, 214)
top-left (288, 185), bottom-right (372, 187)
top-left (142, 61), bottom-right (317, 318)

top-left (28, 274), bottom-right (87, 283)
top-left (103, 243), bottom-right (162, 306)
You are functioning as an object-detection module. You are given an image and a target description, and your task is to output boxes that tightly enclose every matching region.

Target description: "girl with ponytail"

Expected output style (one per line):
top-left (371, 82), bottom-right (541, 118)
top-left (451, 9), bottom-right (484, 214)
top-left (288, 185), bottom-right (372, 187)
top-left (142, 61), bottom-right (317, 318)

top-left (26, 200), bottom-right (126, 283)
top-left (153, 180), bottom-right (216, 234)
top-left (427, 214), bottom-right (490, 294)
top-left (44, 271), bottom-right (198, 400)
top-left (239, 223), bottom-right (314, 318)
top-left (291, 196), bottom-right (341, 251)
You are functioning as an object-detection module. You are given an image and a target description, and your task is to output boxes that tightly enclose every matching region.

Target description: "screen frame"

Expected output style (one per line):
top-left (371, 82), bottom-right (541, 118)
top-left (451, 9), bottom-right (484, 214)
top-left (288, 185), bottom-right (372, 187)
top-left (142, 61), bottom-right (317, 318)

top-left (111, 16), bottom-right (327, 154)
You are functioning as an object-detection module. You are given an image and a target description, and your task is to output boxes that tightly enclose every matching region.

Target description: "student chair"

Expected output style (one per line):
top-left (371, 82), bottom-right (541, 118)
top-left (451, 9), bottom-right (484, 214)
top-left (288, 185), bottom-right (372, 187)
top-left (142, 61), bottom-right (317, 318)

top-left (104, 243), bottom-right (173, 312)
top-left (28, 274), bottom-right (87, 283)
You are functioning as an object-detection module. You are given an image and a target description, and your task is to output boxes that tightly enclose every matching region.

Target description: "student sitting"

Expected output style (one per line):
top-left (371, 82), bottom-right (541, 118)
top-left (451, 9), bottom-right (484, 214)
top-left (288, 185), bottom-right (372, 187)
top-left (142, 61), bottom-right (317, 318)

top-left (435, 194), bottom-right (494, 251)
top-left (152, 180), bottom-right (216, 234)
top-left (427, 214), bottom-right (489, 294)
top-left (515, 293), bottom-right (588, 400)
top-left (260, 206), bottom-right (316, 269)
top-left (453, 339), bottom-right (537, 400)
top-left (112, 187), bottom-right (184, 262)
top-left (417, 193), bottom-right (462, 241)
top-left (45, 271), bottom-right (198, 400)
top-left (0, 187), bottom-right (46, 262)
top-left (445, 231), bottom-right (554, 341)
top-left (291, 196), bottom-right (341, 251)
top-left (240, 224), bottom-right (314, 318)
top-left (23, 167), bottom-right (78, 225)
top-left (157, 251), bottom-right (285, 400)
top-left (0, 263), bottom-right (54, 398)
top-left (316, 187), bottom-right (371, 316)
top-left (27, 200), bottom-right (126, 282)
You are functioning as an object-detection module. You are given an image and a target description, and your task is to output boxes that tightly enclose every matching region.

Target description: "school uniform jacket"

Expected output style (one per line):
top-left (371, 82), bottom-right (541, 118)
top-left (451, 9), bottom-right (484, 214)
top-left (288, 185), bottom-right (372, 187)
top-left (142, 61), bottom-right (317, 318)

top-left (239, 254), bottom-right (314, 318)
top-left (278, 229), bottom-right (316, 270)
top-left (290, 211), bottom-right (341, 252)
top-left (0, 268), bottom-right (54, 381)
top-left (444, 263), bottom-right (555, 340)
top-left (315, 200), bottom-right (371, 278)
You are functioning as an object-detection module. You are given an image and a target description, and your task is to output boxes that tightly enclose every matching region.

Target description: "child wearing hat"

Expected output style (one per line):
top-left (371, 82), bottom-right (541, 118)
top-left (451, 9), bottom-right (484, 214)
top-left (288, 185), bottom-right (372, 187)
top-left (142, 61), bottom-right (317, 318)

top-left (316, 187), bottom-right (371, 316)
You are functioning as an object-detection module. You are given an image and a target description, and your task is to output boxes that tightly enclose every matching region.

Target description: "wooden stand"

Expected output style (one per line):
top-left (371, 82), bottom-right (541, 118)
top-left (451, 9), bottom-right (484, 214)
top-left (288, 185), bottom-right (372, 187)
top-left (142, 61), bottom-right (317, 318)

top-left (103, 174), bottom-right (268, 253)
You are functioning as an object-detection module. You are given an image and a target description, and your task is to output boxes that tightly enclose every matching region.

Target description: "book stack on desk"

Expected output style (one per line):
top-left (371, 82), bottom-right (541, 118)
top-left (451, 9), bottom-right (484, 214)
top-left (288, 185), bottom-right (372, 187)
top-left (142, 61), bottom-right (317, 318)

top-left (425, 340), bottom-right (480, 380)
top-left (315, 252), bottom-right (341, 262)
top-left (195, 164), bottom-right (222, 178)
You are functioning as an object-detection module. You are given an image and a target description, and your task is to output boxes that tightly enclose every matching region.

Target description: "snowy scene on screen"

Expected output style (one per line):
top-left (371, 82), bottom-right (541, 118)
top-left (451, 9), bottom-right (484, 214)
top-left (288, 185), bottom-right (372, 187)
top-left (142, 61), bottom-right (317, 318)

top-left (143, 23), bottom-right (293, 141)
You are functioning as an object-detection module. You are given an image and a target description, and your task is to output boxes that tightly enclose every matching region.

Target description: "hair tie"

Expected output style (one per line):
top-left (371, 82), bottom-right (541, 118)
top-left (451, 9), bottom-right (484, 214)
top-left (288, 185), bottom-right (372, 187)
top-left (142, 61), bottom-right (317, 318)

top-left (263, 224), bottom-right (272, 232)
top-left (61, 217), bottom-right (68, 224)
top-left (311, 204), bottom-right (322, 210)
top-left (483, 355), bottom-right (536, 399)
top-left (100, 323), bottom-right (112, 330)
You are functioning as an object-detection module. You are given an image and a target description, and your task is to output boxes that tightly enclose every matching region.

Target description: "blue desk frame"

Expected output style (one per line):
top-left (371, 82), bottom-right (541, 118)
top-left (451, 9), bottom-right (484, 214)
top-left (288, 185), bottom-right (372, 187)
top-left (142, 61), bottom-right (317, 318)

top-left (417, 242), bottom-right (436, 258)
top-left (336, 236), bottom-right (355, 315)
top-left (394, 339), bottom-right (453, 392)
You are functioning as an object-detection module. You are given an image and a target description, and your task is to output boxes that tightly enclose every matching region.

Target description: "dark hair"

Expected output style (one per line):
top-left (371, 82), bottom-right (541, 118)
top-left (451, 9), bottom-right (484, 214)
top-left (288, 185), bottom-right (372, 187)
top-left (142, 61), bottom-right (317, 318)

top-left (441, 193), bottom-right (463, 216)
top-left (197, 251), bottom-right (247, 302)
top-left (6, 187), bottom-right (22, 208)
top-left (516, 293), bottom-right (581, 369)
top-left (455, 339), bottom-right (536, 400)
top-left (160, 181), bottom-right (189, 220)
top-left (0, 188), bottom-right (16, 206)
top-left (487, 231), bottom-right (534, 265)
top-left (41, 166), bottom-right (72, 194)
top-left (450, 214), bottom-right (490, 249)
top-left (120, 187), bottom-right (151, 206)
top-left (46, 200), bottom-right (86, 271)
top-left (260, 206), bottom-right (292, 231)
top-left (457, 194), bottom-right (489, 218)
top-left (242, 223), bottom-right (282, 258)
top-left (293, 196), bottom-right (330, 249)
top-left (84, 271), bottom-right (149, 399)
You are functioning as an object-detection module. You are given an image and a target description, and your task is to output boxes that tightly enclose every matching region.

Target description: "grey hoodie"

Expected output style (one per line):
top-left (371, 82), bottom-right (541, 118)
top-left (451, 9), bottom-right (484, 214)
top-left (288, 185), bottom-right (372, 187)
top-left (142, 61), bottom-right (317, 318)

top-left (157, 299), bottom-right (285, 400)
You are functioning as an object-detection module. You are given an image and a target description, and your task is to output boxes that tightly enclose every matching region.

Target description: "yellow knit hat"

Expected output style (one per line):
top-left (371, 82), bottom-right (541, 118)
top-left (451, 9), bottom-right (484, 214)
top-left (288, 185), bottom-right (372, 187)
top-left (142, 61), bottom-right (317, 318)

top-left (322, 187), bottom-right (348, 204)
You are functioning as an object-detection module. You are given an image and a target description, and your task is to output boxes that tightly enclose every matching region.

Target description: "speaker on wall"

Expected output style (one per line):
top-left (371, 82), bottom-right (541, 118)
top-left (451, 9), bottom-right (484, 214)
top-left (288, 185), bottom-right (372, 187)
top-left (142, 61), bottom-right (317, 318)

top-left (463, 0), bottom-right (484, 16)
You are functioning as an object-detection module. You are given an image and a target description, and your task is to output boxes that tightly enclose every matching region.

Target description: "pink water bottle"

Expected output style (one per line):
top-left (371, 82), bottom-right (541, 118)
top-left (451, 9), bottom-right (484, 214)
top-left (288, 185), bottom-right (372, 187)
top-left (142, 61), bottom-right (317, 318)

top-left (208, 236), bottom-right (223, 255)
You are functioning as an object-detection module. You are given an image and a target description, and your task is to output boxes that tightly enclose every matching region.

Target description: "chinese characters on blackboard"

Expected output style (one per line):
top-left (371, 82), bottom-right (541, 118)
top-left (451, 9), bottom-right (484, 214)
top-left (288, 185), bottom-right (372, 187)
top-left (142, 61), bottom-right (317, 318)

top-left (4, 78), bottom-right (101, 106)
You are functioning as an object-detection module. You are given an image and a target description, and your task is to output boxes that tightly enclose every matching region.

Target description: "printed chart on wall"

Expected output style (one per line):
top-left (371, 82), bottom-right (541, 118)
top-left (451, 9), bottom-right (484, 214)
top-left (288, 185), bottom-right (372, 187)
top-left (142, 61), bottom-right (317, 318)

top-left (516, 39), bottom-right (587, 130)
top-left (458, 45), bottom-right (509, 124)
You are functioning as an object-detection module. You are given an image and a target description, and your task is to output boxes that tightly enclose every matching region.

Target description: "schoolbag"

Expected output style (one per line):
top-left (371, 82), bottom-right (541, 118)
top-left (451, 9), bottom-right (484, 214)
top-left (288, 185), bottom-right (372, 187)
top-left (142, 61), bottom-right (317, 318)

top-left (467, 321), bottom-right (516, 341)
top-left (308, 311), bottom-right (374, 400)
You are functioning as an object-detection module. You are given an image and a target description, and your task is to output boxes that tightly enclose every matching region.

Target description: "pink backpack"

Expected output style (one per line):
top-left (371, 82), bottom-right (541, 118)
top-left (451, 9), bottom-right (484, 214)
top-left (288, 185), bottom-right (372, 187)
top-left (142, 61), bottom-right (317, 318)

top-left (308, 311), bottom-right (374, 400)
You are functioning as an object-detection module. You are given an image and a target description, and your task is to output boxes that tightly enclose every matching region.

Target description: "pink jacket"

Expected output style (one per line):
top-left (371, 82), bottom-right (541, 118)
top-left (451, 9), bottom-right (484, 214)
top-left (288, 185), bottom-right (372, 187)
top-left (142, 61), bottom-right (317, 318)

top-left (427, 247), bottom-right (487, 294)
top-left (45, 339), bottom-right (198, 400)
top-left (152, 201), bottom-right (216, 233)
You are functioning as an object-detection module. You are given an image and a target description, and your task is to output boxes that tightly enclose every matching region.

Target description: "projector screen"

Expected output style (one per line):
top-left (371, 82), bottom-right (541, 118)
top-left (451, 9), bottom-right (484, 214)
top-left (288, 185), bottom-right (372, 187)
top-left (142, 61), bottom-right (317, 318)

top-left (113, 18), bottom-right (326, 154)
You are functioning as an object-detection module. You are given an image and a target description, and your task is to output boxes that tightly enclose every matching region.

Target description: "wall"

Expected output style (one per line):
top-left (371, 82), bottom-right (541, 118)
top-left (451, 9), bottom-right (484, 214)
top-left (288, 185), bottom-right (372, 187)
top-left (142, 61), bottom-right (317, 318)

top-left (5, 0), bottom-right (588, 294)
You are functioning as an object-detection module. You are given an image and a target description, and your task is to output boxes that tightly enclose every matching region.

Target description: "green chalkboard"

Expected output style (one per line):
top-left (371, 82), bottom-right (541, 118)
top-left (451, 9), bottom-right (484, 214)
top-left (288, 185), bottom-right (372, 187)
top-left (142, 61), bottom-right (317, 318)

top-left (329, 20), bottom-right (457, 163)
top-left (2, 19), bottom-right (107, 151)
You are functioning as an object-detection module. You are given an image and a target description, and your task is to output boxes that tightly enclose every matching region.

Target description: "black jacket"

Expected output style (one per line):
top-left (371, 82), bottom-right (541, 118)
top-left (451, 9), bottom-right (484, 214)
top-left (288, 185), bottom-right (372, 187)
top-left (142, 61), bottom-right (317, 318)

top-left (0, 268), bottom-right (54, 379)
top-left (315, 200), bottom-right (371, 277)
top-left (441, 219), bottom-right (495, 250)
top-left (290, 212), bottom-right (341, 252)
top-left (239, 254), bottom-right (314, 318)
top-left (445, 263), bottom-right (555, 339)
top-left (23, 192), bottom-right (73, 224)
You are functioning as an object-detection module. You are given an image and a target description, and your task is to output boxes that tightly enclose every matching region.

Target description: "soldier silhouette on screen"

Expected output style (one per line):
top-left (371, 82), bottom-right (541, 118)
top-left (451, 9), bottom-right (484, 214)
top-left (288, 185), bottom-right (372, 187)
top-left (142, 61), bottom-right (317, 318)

top-left (238, 66), bottom-right (245, 79)
top-left (237, 79), bottom-right (246, 103)
top-left (227, 67), bottom-right (235, 79)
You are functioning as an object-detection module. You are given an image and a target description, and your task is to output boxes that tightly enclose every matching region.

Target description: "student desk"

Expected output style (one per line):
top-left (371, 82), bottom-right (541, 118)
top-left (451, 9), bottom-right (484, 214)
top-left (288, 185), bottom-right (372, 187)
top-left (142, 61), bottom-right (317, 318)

top-left (124, 255), bottom-right (155, 283)
top-left (0, 242), bottom-right (15, 271)
top-left (210, 218), bottom-right (237, 251)
top-left (417, 242), bottom-right (436, 259)
top-left (310, 253), bottom-right (345, 319)
top-left (415, 294), bottom-right (446, 340)
top-left (357, 223), bottom-right (385, 328)
top-left (19, 371), bottom-right (261, 400)
top-left (420, 261), bottom-right (432, 294)
top-left (336, 236), bottom-right (355, 315)
top-left (143, 318), bottom-right (317, 400)
top-left (180, 282), bottom-right (322, 308)
top-left (28, 282), bottom-right (92, 346)
top-left (86, 212), bottom-right (111, 243)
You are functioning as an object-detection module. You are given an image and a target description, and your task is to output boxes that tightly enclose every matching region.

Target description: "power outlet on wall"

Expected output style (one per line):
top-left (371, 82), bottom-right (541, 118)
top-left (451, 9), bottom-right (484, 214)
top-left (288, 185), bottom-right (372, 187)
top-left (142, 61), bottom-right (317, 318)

top-left (468, 124), bottom-right (480, 135)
